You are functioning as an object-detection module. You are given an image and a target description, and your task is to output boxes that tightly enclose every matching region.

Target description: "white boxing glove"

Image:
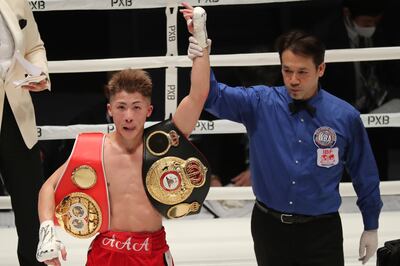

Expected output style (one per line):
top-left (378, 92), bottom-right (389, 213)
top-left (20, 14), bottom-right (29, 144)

top-left (36, 220), bottom-right (67, 263)
top-left (192, 6), bottom-right (208, 48)
top-left (358, 229), bottom-right (378, 264)
top-left (188, 36), bottom-right (212, 61)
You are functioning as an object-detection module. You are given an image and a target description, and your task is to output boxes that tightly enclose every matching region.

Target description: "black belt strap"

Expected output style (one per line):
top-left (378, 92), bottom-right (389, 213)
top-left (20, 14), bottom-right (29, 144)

top-left (255, 200), bottom-right (336, 224)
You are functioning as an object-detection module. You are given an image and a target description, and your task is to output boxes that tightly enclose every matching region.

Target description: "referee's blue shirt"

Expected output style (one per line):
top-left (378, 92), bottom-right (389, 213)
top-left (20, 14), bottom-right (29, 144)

top-left (205, 71), bottom-right (383, 230)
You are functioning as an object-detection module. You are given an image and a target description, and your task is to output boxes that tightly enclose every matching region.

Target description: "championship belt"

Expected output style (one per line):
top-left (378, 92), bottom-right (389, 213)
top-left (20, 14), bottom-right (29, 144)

top-left (54, 133), bottom-right (110, 239)
top-left (143, 119), bottom-right (211, 218)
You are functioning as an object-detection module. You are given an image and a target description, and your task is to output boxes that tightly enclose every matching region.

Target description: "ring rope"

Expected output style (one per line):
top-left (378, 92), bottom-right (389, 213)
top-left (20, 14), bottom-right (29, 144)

top-left (0, 181), bottom-right (399, 209)
top-left (30, 0), bottom-right (309, 12)
top-left (36, 113), bottom-right (400, 141)
top-left (206, 181), bottom-right (400, 200)
top-left (48, 47), bottom-right (400, 73)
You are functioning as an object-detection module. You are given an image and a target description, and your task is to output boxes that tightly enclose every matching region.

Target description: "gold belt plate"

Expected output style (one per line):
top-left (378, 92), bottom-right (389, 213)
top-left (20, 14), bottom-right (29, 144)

top-left (167, 202), bottom-right (201, 218)
top-left (146, 156), bottom-right (207, 205)
top-left (71, 165), bottom-right (97, 189)
top-left (55, 192), bottom-right (102, 239)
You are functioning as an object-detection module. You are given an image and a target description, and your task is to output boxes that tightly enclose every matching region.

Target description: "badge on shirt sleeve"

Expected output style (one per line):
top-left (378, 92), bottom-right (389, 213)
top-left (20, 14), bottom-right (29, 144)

top-left (313, 127), bottom-right (339, 168)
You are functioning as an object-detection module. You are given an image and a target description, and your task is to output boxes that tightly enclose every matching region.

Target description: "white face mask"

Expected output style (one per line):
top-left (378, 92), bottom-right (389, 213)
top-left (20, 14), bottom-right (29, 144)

top-left (353, 22), bottom-right (376, 38)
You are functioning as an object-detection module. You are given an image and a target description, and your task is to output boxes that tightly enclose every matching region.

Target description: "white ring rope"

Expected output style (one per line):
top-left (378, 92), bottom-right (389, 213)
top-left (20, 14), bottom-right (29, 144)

top-left (206, 181), bottom-right (400, 200)
top-left (36, 112), bottom-right (400, 141)
top-left (0, 182), bottom-right (399, 209)
top-left (30, 0), bottom-right (308, 11)
top-left (48, 47), bottom-right (400, 73)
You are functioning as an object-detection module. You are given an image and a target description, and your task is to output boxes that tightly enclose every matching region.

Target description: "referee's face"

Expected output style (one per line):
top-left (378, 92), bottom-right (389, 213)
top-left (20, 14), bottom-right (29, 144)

top-left (281, 50), bottom-right (325, 100)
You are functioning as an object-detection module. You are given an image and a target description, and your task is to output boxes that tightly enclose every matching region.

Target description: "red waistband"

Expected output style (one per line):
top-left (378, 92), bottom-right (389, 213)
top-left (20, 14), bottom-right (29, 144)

top-left (94, 227), bottom-right (168, 254)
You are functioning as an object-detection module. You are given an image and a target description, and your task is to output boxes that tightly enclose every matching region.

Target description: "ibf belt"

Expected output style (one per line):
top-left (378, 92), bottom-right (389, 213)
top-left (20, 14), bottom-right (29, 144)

top-left (143, 119), bottom-right (210, 218)
top-left (54, 133), bottom-right (110, 239)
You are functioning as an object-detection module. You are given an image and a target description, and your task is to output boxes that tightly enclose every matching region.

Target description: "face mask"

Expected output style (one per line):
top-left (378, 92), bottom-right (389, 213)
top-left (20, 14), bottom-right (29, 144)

top-left (353, 22), bottom-right (376, 38)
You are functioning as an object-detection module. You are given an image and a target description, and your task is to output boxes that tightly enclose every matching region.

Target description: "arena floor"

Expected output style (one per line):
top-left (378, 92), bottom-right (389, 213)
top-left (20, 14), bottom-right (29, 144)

top-left (0, 208), bottom-right (398, 266)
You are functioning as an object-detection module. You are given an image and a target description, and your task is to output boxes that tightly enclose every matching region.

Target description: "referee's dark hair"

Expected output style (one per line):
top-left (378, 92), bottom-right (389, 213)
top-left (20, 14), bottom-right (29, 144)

top-left (275, 30), bottom-right (326, 68)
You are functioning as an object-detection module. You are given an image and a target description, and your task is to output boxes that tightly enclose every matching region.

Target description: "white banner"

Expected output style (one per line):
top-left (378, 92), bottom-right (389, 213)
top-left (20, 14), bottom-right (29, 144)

top-left (360, 113), bottom-right (400, 128)
top-left (166, 3), bottom-right (178, 57)
top-left (165, 67), bottom-right (178, 119)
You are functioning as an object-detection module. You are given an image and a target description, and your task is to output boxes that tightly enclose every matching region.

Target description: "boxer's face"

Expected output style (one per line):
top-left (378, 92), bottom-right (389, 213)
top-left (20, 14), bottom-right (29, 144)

top-left (281, 50), bottom-right (325, 100)
top-left (107, 90), bottom-right (153, 140)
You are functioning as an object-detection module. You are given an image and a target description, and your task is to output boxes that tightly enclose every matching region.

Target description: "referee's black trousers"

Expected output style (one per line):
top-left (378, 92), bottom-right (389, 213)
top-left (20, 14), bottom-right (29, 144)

top-left (251, 202), bottom-right (344, 266)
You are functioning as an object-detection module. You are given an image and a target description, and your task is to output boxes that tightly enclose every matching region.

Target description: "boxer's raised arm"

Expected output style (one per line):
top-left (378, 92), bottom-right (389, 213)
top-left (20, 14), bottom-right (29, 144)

top-left (174, 5), bottom-right (210, 136)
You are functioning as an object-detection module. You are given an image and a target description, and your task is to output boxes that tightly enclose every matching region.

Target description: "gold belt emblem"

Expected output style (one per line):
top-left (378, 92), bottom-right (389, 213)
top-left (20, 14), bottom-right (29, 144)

top-left (146, 157), bottom-right (207, 205)
top-left (167, 202), bottom-right (201, 218)
top-left (55, 192), bottom-right (102, 239)
top-left (71, 165), bottom-right (97, 189)
top-left (146, 130), bottom-right (180, 156)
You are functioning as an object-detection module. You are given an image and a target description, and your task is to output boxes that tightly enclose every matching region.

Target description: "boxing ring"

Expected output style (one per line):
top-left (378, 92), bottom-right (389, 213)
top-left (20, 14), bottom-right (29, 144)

top-left (1, 0), bottom-right (400, 265)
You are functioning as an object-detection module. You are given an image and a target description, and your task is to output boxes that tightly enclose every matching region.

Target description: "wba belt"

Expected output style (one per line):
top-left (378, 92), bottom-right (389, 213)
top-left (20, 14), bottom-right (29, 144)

top-left (54, 133), bottom-right (110, 239)
top-left (143, 119), bottom-right (211, 218)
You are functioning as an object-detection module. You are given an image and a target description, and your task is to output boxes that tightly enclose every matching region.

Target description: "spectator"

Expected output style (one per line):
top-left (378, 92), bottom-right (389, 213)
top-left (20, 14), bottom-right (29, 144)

top-left (314, 0), bottom-right (400, 112)
top-left (314, 0), bottom-right (400, 181)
